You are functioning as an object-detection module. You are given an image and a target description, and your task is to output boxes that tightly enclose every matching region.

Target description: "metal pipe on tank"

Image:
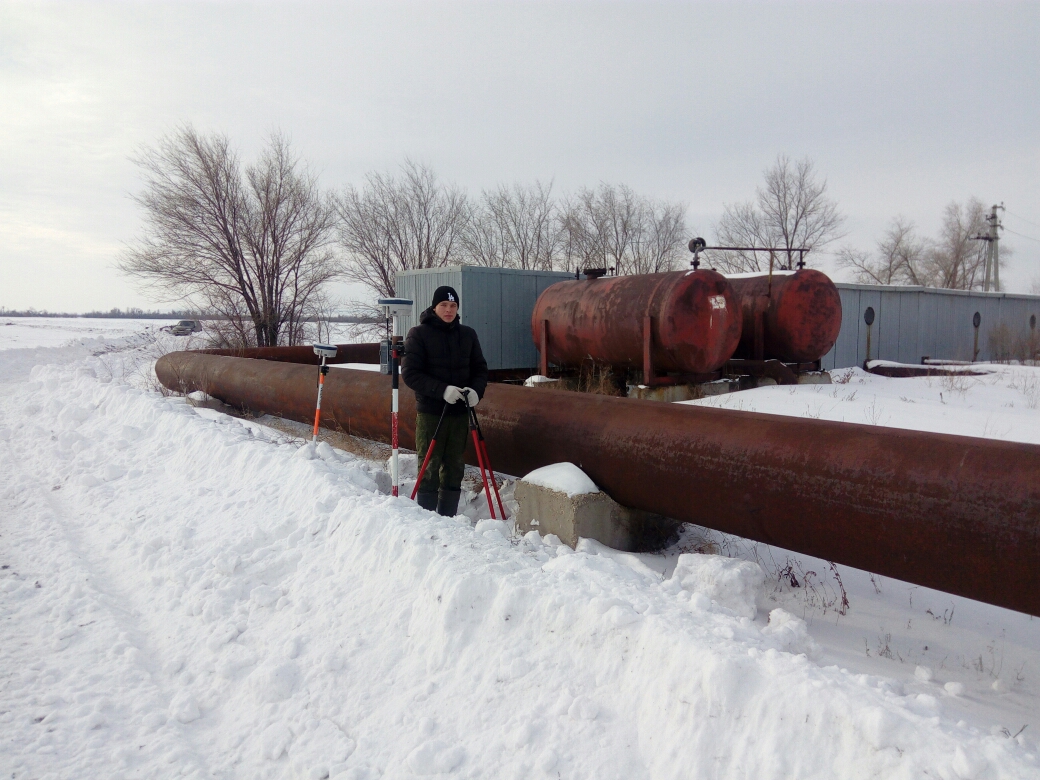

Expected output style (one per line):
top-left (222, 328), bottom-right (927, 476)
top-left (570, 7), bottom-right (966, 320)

top-left (727, 270), bottom-right (843, 363)
top-left (157, 351), bottom-right (1040, 617)
top-left (530, 270), bottom-right (742, 375)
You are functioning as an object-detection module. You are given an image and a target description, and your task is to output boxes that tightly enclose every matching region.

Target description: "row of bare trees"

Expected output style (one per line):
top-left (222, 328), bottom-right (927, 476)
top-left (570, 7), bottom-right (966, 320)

top-left (337, 163), bottom-right (691, 295)
top-left (122, 128), bottom-right (695, 346)
top-left (123, 127), bottom-right (1004, 349)
top-left (836, 199), bottom-right (1009, 291)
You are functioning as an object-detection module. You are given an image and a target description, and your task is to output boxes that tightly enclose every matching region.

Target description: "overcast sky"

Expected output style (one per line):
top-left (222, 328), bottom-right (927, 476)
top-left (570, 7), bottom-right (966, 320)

top-left (2, 1), bottom-right (1038, 312)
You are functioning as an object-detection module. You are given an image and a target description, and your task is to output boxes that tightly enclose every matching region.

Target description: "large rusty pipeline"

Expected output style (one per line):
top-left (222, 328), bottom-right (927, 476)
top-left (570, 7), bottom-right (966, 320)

top-left (727, 270), bottom-right (843, 363)
top-left (530, 270), bottom-right (742, 374)
top-left (196, 343), bottom-right (380, 365)
top-left (157, 351), bottom-right (1040, 617)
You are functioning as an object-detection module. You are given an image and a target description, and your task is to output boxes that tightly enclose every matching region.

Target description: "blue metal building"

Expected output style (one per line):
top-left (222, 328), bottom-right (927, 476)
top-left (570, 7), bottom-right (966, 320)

top-left (395, 266), bottom-right (573, 371)
top-left (822, 284), bottom-right (1040, 369)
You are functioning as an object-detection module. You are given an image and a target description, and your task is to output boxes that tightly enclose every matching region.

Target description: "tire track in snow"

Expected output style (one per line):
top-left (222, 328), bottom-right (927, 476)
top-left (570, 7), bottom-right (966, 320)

top-left (0, 423), bottom-right (208, 779)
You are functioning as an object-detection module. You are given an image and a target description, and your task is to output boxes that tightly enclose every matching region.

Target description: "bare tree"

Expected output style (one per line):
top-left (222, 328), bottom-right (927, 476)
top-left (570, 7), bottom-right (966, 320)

top-left (336, 160), bottom-right (469, 297)
top-left (711, 155), bottom-right (845, 273)
top-left (837, 217), bottom-right (929, 285)
top-left (560, 183), bottom-right (687, 275)
top-left (463, 181), bottom-right (561, 270)
top-left (121, 127), bottom-right (338, 347)
top-left (631, 199), bottom-right (689, 274)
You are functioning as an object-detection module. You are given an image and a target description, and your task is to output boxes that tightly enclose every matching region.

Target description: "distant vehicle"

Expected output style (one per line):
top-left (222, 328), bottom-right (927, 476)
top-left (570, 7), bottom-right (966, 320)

top-left (168, 320), bottom-right (202, 336)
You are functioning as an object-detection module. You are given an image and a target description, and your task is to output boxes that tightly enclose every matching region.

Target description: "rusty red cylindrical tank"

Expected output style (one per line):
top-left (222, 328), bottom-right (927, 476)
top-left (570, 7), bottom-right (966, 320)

top-left (531, 270), bottom-right (742, 374)
top-left (727, 269), bottom-right (842, 363)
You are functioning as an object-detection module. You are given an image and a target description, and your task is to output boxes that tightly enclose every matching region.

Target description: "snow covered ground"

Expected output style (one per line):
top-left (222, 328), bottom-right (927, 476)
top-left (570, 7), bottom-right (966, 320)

top-left (1, 318), bottom-right (1038, 779)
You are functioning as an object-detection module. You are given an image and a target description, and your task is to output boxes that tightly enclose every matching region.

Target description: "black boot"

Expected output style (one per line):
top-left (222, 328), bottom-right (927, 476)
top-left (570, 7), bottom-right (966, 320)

top-left (416, 491), bottom-right (438, 512)
top-left (436, 488), bottom-right (462, 517)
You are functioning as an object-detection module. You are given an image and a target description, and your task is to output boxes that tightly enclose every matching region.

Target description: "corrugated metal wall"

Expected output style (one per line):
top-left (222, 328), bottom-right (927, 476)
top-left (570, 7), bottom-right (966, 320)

top-left (822, 284), bottom-right (1040, 369)
top-left (396, 266), bottom-right (573, 370)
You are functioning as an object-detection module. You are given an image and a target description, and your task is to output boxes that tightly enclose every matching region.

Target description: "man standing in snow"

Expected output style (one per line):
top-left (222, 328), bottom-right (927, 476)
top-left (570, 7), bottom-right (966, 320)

top-left (402, 285), bottom-right (489, 516)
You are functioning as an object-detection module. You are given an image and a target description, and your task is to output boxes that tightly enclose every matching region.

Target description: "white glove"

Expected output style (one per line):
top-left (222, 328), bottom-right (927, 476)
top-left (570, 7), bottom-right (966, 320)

top-left (442, 385), bottom-right (465, 405)
top-left (463, 387), bottom-right (480, 407)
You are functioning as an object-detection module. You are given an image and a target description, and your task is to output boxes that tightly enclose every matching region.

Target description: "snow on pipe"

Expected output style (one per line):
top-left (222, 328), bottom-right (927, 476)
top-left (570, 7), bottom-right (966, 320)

top-left (156, 351), bottom-right (1040, 618)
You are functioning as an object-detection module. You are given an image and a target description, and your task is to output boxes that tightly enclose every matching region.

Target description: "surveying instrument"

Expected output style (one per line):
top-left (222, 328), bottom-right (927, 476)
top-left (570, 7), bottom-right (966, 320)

top-left (311, 343), bottom-right (338, 443)
top-left (378, 298), bottom-right (414, 497)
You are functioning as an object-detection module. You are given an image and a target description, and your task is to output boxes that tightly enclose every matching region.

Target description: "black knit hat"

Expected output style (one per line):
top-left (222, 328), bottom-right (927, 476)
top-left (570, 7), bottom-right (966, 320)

top-left (432, 286), bottom-right (459, 307)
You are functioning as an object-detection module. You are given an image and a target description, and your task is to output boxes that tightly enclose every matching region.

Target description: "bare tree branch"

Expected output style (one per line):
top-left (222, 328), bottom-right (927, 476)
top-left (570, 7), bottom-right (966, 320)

top-left (336, 160), bottom-right (469, 297)
top-left (711, 155), bottom-right (845, 273)
top-left (120, 127), bottom-right (338, 347)
top-left (560, 183), bottom-right (687, 275)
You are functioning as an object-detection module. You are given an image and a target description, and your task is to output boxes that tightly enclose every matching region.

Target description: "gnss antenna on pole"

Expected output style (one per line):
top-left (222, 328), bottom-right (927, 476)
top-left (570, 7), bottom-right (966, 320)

top-left (378, 297), bottom-right (414, 497)
top-left (311, 343), bottom-right (338, 443)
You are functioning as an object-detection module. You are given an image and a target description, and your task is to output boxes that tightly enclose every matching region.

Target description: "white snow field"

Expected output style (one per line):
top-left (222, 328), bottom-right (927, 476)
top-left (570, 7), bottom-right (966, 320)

top-left (1, 319), bottom-right (1038, 779)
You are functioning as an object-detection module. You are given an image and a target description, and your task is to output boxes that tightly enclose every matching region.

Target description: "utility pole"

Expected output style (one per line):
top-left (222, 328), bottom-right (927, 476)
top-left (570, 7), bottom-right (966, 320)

top-left (973, 203), bottom-right (1004, 292)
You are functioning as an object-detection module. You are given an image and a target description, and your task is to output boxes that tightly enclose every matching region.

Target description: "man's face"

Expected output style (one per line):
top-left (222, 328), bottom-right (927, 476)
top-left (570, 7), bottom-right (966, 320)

top-left (434, 301), bottom-right (458, 323)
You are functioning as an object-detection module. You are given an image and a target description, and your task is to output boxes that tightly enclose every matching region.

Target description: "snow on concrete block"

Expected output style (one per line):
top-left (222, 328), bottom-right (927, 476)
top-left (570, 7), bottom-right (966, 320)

top-left (671, 553), bottom-right (765, 619)
top-left (516, 463), bottom-right (677, 552)
top-left (522, 462), bottom-right (599, 497)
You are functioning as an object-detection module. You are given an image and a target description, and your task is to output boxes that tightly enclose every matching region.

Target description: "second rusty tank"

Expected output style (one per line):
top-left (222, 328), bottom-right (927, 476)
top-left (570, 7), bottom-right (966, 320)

top-left (531, 269), bottom-right (742, 375)
top-left (727, 269), bottom-right (843, 363)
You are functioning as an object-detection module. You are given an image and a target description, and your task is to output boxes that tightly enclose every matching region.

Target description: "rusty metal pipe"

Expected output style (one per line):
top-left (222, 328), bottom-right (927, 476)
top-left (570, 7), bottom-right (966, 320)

top-left (157, 351), bottom-right (1040, 617)
top-left (196, 343), bottom-right (380, 365)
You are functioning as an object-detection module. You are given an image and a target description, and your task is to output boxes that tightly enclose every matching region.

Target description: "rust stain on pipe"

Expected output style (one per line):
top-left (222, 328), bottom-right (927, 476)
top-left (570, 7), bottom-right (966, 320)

top-left (157, 351), bottom-right (1040, 617)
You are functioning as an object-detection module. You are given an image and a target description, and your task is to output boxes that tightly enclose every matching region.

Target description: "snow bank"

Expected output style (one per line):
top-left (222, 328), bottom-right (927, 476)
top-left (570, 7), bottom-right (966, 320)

top-left (521, 462), bottom-right (600, 497)
top-left (669, 553), bottom-right (765, 619)
top-left (0, 339), bottom-right (1037, 778)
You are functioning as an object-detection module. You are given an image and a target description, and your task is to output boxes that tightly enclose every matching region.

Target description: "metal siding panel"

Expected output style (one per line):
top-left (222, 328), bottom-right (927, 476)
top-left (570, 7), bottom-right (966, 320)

top-left (460, 268), bottom-right (499, 370)
top-left (830, 287), bottom-right (862, 368)
top-left (897, 291), bottom-right (920, 363)
top-left (506, 274), bottom-right (538, 369)
top-left (878, 290), bottom-right (902, 361)
top-left (917, 293), bottom-right (939, 361)
top-left (931, 295), bottom-right (956, 360)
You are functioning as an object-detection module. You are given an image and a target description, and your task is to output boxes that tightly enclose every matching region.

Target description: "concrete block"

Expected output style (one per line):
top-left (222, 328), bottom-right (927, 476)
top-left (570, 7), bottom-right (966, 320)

top-left (514, 480), bottom-right (679, 552)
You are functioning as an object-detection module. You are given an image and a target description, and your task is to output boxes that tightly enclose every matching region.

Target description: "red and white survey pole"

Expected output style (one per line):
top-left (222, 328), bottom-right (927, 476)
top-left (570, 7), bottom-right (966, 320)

top-left (378, 298), bottom-right (413, 497)
top-left (311, 344), bottom-right (338, 443)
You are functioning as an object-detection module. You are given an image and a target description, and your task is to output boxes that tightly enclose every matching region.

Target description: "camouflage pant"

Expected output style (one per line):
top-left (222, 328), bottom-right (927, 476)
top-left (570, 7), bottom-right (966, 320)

top-left (415, 412), bottom-right (469, 493)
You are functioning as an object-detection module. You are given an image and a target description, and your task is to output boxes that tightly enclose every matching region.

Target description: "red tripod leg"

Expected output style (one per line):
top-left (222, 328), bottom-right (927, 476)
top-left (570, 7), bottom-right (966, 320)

top-left (410, 406), bottom-right (449, 501)
top-left (411, 436), bottom-right (438, 500)
top-left (479, 439), bottom-right (508, 520)
top-left (471, 427), bottom-right (496, 519)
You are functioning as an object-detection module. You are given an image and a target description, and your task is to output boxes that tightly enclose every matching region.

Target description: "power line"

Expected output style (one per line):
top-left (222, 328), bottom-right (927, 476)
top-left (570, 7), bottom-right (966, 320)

top-left (1003, 227), bottom-right (1040, 243)
top-left (1005, 209), bottom-right (1040, 229)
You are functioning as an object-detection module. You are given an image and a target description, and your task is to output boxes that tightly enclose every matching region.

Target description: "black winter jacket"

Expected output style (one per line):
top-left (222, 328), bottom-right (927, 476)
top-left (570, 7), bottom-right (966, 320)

top-left (402, 308), bottom-right (489, 416)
